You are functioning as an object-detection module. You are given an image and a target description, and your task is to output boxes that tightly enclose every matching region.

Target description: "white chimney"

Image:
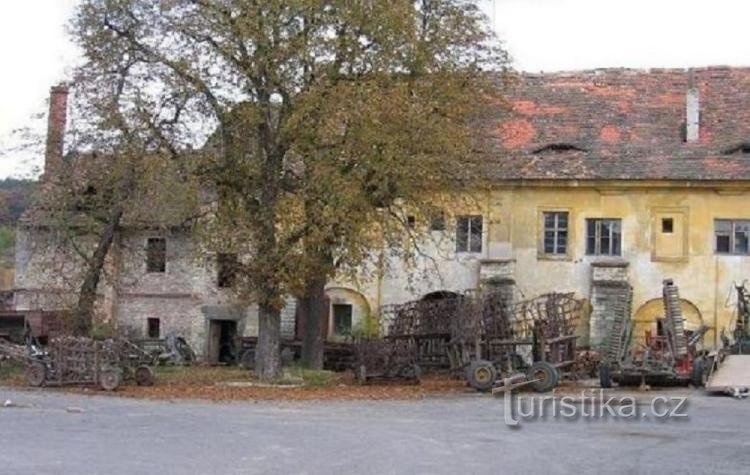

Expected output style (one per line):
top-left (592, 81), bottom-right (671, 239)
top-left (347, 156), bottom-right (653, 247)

top-left (686, 84), bottom-right (700, 143)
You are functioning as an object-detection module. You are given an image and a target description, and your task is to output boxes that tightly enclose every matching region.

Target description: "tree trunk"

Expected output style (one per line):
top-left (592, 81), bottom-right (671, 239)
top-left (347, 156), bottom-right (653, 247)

top-left (71, 204), bottom-right (124, 336)
top-left (255, 301), bottom-right (282, 380)
top-left (300, 274), bottom-right (327, 369)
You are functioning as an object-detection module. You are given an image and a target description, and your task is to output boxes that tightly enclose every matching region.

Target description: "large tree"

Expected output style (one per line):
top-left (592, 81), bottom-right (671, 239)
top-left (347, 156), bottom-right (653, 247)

top-left (72, 0), bottom-right (508, 378)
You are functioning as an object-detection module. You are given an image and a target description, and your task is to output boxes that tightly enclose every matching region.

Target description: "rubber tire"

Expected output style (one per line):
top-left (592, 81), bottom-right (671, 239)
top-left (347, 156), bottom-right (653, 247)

top-left (528, 361), bottom-right (560, 393)
top-left (691, 358), bottom-right (706, 387)
top-left (135, 366), bottom-right (155, 386)
top-left (599, 364), bottom-right (613, 389)
top-left (99, 368), bottom-right (122, 391)
top-left (466, 360), bottom-right (497, 392)
top-left (25, 361), bottom-right (47, 387)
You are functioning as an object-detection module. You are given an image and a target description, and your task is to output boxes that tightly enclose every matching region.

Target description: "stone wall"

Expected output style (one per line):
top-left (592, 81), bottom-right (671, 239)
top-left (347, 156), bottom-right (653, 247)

top-left (589, 262), bottom-right (631, 348)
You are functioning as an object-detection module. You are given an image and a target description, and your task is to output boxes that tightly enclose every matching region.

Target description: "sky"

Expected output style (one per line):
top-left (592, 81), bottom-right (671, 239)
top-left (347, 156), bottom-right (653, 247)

top-left (2, 0), bottom-right (750, 178)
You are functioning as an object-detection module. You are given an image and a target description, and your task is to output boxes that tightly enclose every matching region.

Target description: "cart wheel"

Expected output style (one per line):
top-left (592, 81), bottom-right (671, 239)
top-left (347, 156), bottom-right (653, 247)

top-left (691, 358), bottom-right (708, 387)
top-left (466, 360), bottom-right (497, 391)
top-left (135, 366), bottom-right (155, 386)
top-left (99, 368), bottom-right (122, 391)
top-left (599, 364), bottom-right (613, 389)
top-left (25, 361), bottom-right (47, 387)
top-left (528, 361), bottom-right (559, 392)
top-left (239, 349), bottom-right (255, 370)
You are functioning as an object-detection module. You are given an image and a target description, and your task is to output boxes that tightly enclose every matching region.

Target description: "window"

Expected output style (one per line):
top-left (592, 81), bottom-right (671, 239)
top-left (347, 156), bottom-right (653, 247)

top-left (542, 211), bottom-right (568, 255)
top-left (662, 218), bottom-right (674, 234)
top-left (586, 219), bottom-right (622, 256)
top-left (147, 318), bottom-right (160, 338)
top-left (430, 212), bottom-right (446, 231)
top-left (332, 304), bottom-right (353, 336)
top-left (217, 253), bottom-right (238, 288)
top-left (456, 215), bottom-right (483, 253)
top-left (407, 216), bottom-right (416, 229)
top-left (715, 220), bottom-right (750, 254)
top-left (146, 238), bottom-right (166, 273)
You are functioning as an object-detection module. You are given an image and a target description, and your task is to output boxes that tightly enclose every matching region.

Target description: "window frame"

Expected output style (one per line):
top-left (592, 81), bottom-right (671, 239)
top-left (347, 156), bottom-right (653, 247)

top-left (715, 219), bottom-right (750, 255)
top-left (540, 210), bottom-right (570, 258)
top-left (146, 237), bottom-right (167, 273)
top-left (585, 218), bottom-right (623, 257)
top-left (455, 215), bottom-right (483, 254)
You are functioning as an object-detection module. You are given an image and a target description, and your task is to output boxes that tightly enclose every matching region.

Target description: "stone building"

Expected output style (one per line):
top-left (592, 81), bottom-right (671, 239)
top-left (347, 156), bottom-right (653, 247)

top-left (15, 67), bottom-right (750, 357)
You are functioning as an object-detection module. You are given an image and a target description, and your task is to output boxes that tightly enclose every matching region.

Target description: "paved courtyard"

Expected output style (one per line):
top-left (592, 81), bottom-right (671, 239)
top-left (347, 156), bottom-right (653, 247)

top-left (1, 388), bottom-right (749, 474)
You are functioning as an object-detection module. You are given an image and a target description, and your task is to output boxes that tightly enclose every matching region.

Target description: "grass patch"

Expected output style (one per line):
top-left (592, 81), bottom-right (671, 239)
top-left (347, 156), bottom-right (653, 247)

top-left (285, 367), bottom-right (340, 387)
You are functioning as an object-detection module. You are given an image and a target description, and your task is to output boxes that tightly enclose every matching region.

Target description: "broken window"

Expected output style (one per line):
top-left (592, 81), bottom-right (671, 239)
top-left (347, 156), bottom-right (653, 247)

top-left (456, 215), bottom-right (483, 253)
top-left (147, 318), bottom-right (160, 338)
top-left (429, 212), bottom-right (446, 231)
top-left (715, 219), bottom-right (750, 255)
top-left (586, 219), bottom-right (622, 256)
top-left (217, 253), bottom-right (238, 288)
top-left (542, 211), bottom-right (568, 255)
top-left (146, 238), bottom-right (166, 273)
top-left (332, 304), bottom-right (353, 336)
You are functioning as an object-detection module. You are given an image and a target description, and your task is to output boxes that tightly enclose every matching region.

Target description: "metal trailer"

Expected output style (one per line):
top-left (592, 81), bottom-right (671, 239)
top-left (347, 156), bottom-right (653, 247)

top-left (453, 291), bottom-right (582, 393)
top-left (235, 337), bottom-right (356, 372)
top-left (599, 279), bottom-right (710, 388)
top-left (2, 336), bottom-right (156, 391)
top-left (357, 290), bottom-right (583, 392)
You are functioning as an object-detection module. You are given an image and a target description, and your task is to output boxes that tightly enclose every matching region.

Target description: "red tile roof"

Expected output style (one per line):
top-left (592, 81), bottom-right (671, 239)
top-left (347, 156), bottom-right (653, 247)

top-left (484, 67), bottom-right (750, 181)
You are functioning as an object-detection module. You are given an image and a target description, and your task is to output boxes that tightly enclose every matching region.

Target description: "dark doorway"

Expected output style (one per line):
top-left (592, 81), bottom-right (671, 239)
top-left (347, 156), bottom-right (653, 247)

top-left (332, 304), bottom-right (353, 336)
top-left (208, 320), bottom-right (238, 364)
top-left (147, 318), bottom-right (160, 338)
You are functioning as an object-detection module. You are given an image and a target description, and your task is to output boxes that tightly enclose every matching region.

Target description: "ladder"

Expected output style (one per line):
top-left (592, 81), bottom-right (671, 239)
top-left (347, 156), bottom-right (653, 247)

top-left (663, 279), bottom-right (688, 357)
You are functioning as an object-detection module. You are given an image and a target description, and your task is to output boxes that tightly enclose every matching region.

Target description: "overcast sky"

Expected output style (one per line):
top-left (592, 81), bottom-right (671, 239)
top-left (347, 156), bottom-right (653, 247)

top-left (2, 0), bottom-right (750, 178)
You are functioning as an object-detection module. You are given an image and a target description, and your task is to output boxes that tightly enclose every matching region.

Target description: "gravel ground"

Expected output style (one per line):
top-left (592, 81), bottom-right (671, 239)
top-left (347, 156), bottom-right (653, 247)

top-left (1, 387), bottom-right (749, 475)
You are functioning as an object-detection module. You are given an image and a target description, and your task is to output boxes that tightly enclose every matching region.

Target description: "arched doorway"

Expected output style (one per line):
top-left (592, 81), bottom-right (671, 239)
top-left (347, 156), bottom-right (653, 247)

top-left (325, 287), bottom-right (372, 339)
top-left (632, 298), bottom-right (704, 345)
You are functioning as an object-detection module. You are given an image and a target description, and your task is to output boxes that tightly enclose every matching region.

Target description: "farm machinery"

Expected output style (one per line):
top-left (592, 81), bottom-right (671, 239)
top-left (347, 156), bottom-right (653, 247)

top-left (723, 281), bottom-right (750, 355)
top-left (0, 335), bottom-right (156, 391)
top-left (357, 289), bottom-right (583, 392)
top-left (599, 279), bottom-right (710, 388)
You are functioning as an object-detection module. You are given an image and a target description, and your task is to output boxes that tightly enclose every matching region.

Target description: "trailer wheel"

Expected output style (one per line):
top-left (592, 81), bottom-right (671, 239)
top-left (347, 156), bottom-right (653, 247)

top-left (99, 368), bottom-right (122, 391)
top-left (466, 360), bottom-right (497, 391)
top-left (135, 366), bottom-right (155, 386)
top-left (528, 361), bottom-right (559, 392)
top-left (599, 364), bottom-right (612, 389)
top-left (691, 358), bottom-right (707, 387)
top-left (25, 361), bottom-right (46, 387)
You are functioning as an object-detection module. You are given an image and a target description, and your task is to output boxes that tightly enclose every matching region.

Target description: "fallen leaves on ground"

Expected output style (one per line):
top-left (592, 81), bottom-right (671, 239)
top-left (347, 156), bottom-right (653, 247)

top-left (17, 366), bottom-right (472, 402)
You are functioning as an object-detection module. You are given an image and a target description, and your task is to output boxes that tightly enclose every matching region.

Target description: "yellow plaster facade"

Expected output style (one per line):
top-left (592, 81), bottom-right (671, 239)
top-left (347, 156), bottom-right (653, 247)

top-left (330, 181), bottom-right (750, 349)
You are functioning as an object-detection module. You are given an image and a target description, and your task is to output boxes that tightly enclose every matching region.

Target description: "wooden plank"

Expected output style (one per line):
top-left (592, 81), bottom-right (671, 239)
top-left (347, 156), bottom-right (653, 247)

top-left (707, 355), bottom-right (750, 392)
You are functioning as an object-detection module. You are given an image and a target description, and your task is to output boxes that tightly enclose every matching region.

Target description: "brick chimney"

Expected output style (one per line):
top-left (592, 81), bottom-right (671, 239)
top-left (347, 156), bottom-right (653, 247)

top-left (44, 84), bottom-right (69, 180)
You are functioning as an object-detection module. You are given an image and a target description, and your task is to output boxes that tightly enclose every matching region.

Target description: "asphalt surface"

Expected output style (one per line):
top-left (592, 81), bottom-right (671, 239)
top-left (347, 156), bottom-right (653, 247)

top-left (1, 388), bottom-right (749, 475)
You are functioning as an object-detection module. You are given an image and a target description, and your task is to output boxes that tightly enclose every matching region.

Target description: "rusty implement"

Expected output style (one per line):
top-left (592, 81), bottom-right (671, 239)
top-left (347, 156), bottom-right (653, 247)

top-left (600, 279), bottom-right (710, 388)
top-left (19, 337), bottom-right (156, 391)
top-left (357, 289), bottom-right (583, 392)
